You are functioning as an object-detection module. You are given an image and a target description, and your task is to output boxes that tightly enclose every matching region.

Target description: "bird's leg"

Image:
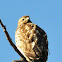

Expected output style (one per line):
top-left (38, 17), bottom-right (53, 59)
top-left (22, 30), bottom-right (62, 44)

top-left (12, 57), bottom-right (27, 62)
top-left (20, 57), bottom-right (24, 61)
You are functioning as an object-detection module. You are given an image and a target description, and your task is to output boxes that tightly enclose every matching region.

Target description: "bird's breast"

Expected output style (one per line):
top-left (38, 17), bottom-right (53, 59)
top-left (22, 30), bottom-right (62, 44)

top-left (15, 23), bottom-right (43, 60)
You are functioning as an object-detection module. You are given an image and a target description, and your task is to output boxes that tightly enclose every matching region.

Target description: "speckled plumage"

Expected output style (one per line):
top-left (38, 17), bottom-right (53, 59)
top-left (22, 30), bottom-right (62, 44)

top-left (15, 16), bottom-right (48, 62)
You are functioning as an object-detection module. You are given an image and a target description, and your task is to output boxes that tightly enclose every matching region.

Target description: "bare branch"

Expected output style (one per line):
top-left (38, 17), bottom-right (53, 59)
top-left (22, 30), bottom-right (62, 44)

top-left (0, 19), bottom-right (28, 62)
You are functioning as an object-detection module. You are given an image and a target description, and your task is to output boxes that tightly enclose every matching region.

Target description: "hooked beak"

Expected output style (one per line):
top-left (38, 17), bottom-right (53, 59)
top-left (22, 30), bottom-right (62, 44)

top-left (27, 19), bottom-right (32, 23)
top-left (26, 16), bottom-right (32, 23)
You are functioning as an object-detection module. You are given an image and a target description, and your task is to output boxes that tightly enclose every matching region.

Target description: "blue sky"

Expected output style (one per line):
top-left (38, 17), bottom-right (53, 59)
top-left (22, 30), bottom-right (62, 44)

top-left (0, 0), bottom-right (62, 62)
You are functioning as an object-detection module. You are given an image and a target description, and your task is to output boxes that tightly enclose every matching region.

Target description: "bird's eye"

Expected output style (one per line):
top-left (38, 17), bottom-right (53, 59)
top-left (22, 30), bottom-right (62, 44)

top-left (22, 19), bottom-right (24, 21)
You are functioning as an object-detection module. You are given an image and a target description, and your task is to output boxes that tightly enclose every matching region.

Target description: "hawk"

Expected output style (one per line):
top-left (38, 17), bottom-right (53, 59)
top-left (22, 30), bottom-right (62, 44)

top-left (15, 16), bottom-right (48, 62)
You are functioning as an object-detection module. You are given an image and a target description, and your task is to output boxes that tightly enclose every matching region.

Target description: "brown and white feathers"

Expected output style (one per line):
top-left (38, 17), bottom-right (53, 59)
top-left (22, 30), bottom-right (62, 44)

top-left (15, 16), bottom-right (48, 62)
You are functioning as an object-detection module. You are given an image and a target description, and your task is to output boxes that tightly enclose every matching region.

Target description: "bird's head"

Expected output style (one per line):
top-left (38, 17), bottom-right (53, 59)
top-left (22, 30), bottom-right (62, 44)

top-left (18, 16), bottom-right (32, 26)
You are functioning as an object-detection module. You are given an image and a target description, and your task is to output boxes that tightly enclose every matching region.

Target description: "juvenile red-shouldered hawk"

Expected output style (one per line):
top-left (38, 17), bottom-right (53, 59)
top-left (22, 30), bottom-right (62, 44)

top-left (15, 16), bottom-right (48, 62)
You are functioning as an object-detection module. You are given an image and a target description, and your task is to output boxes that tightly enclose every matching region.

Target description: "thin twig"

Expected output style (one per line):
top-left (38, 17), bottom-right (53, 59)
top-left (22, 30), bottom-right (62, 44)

top-left (0, 19), bottom-right (28, 62)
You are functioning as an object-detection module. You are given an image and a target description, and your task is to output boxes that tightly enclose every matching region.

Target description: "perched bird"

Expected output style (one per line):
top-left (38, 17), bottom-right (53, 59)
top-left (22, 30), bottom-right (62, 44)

top-left (15, 16), bottom-right (48, 62)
